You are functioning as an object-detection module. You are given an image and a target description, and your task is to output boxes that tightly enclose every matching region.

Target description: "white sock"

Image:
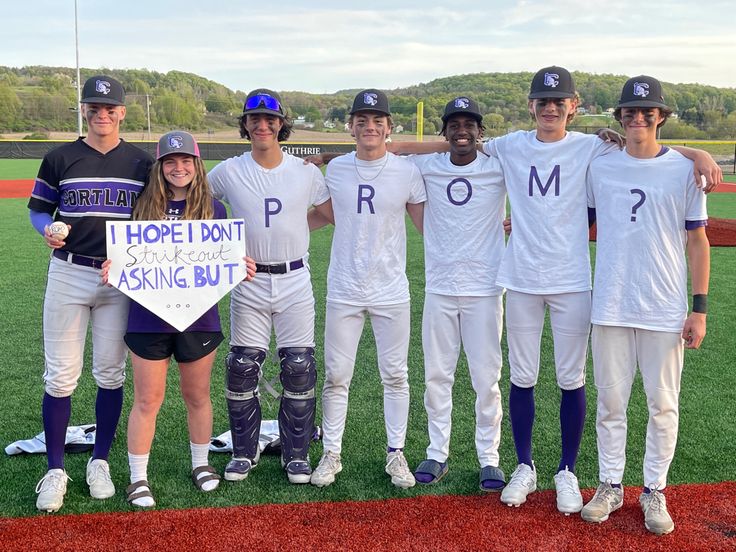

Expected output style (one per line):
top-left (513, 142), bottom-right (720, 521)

top-left (190, 441), bottom-right (210, 470)
top-left (127, 452), bottom-right (154, 507)
top-left (128, 452), bottom-right (150, 484)
top-left (191, 441), bottom-right (218, 492)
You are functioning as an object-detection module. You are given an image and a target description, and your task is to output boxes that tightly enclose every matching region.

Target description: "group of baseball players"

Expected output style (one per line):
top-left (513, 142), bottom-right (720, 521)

top-left (28, 68), bottom-right (718, 535)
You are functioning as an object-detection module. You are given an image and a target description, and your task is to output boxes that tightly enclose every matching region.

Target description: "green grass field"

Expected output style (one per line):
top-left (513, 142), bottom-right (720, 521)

top-left (0, 159), bottom-right (734, 518)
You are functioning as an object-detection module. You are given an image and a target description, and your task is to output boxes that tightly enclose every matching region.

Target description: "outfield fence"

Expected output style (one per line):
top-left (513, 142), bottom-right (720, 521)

top-left (0, 140), bottom-right (357, 161)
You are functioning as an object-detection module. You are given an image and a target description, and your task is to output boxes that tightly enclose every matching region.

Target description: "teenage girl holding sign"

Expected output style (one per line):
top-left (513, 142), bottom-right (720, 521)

top-left (105, 131), bottom-right (255, 507)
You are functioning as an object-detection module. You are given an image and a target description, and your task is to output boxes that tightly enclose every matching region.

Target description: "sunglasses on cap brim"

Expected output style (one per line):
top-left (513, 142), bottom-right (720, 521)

top-left (245, 94), bottom-right (282, 112)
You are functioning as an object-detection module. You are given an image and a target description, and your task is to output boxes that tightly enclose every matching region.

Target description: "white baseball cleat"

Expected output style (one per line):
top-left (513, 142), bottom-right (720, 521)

top-left (554, 467), bottom-right (583, 514)
top-left (385, 450), bottom-right (415, 489)
top-left (581, 481), bottom-right (624, 523)
top-left (87, 458), bottom-right (115, 499)
top-left (640, 488), bottom-right (675, 535)
top-left (500, 463), bottom-right (537, 507)
top-left (310, 451), bottom-right (342, 488)
top-left (36, 469), bottom-right (69, 513)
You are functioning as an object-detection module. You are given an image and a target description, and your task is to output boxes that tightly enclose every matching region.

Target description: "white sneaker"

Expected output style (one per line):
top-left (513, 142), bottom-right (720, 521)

top-left (553, 467), bottom-right (583, 514)
top-left (86, 458), bottom-right (115, 499)
top-left (581, 481), bottom-right (624, 523)
top-left (640, 488), bottom-right (675, 535)
top-left (500, 463), bottom-right (537, 507)
top-left (310, 451), bottom-right (342, 488)
top-left (385, 450), bottom-right (415, 489)
top-left (35, 469), bottom-right (69, 513)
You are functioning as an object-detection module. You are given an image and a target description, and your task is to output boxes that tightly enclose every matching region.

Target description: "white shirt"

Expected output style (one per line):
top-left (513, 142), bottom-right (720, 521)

top-left (325, 152), bottom-right (426, 306)
top-left (587, 147), bottom-right (707, 332)
top-left (484, 131), bottom-right (615, 294)
top-left (208, 152), bottom-right (328, 263)
top-left (410, 152), bottom-right (506, 296)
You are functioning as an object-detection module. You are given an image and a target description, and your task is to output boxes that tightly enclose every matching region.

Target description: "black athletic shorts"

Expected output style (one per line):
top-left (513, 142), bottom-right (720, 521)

top-left (125, 331), bottom-right (224, 363)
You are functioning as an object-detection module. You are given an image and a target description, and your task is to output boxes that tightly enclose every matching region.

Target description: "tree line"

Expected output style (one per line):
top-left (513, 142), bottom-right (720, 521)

top-left (1, 66), bottom-right (735, 140)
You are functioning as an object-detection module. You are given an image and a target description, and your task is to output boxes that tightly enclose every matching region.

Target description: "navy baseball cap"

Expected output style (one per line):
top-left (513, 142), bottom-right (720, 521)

top-left (442, 96), bottom-right (482, 123)
top-left (243, 89), bottom-right (285, 118)
top-left (350, 89), bottom-right (391, 116)
top-left (528, 66), bottom-right (576, 99)
top-left (156, 131), bottom-right (201, 160)
top-left (617, 76), bottom-right (668, 109)
top-left (81, 75), bottom-right (125, 105)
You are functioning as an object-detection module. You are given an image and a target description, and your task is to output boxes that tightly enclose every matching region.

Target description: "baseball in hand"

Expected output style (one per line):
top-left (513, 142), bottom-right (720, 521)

top-left (49, 222), bottom-right (69, 240)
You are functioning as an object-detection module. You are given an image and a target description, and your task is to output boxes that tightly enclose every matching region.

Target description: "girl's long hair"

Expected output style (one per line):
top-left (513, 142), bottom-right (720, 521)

top-left (133, 156), bottom-right (214, 221)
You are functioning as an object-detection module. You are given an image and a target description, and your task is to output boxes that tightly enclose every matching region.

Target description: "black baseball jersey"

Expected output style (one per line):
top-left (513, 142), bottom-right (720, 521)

top-left (28, 138), bottom-right (153, 258)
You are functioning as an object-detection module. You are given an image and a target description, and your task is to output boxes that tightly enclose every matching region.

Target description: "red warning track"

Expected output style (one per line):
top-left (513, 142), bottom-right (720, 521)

top-left (1, 179), bottom-right (33, 198)
top-left (0, 483), bottom-right (734, 551)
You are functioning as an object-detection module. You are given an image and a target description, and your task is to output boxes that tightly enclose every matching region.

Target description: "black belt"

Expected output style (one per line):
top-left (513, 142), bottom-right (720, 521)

top-left (53, 249), bottom-right (105, 270)
top-left (255, 259), bottom-right (305, 275)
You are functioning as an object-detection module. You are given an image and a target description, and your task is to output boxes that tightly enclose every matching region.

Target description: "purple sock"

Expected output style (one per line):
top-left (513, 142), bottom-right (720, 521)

top-left (509, 384), bottom-right (534, 467)
top-left (558, 385), bottom-right (586, 473)
top-left (387, 447), bottom-right (403, 453)
top-left (93, 387), bottom-right (123, 461)
top-left (42, 393), bottom-right (71, 470)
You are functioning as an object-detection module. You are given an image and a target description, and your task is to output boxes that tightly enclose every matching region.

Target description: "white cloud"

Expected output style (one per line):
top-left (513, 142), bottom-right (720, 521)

top-left (1, 1), bottom-right (734, 92)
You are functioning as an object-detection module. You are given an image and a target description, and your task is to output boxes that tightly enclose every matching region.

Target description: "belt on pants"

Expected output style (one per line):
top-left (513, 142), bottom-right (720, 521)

top-left (53, 249), bottom-right (105, 270)
top-left (255, 258), bottom-right (305, 275)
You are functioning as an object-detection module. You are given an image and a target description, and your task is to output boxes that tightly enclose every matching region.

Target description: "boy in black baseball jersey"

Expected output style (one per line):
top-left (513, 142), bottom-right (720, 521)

top-left (28, 75), bottom-right (153, 512)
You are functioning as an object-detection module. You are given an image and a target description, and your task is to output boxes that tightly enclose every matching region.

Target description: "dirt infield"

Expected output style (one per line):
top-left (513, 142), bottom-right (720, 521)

top-left (5, 179), bottom-right (735, 246)
top-left (1, 482), bottom-right (734, 551)
top-left (1, 179), bottom-right (32, 198)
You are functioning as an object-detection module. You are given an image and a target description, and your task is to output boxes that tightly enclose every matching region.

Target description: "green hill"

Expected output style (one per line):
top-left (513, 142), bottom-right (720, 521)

top-left (0, 66), bottom-right (734, 139)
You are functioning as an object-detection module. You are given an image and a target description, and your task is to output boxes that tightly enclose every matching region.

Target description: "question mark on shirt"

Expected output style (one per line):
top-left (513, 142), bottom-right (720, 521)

top-left (629, 189), bottom-right (646, 222)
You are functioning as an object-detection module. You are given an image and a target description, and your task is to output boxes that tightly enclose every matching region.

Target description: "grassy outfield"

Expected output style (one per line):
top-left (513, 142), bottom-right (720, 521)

top-left (0, 191), bottom-right (734, 518)
top-left (0, 159), bottom-right (45, 180)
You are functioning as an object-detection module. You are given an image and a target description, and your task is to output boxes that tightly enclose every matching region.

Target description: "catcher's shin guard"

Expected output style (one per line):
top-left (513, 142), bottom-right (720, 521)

top-left (226, 347), bottom-right (266, 460)
top-left (278, 347), bottom-right (317, 463)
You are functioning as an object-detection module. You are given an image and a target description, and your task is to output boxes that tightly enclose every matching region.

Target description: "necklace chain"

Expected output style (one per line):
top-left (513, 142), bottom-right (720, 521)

top-left (353, 153), bottom-right (389, 182)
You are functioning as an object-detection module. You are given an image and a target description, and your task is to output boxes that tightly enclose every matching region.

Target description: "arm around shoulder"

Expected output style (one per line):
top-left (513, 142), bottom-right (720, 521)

top-left (388, 141), bottom-right (449, 155)
top-left (671, 146), bottom-right (723, 193)
top-left (308, 199), bottom-right (334, 231)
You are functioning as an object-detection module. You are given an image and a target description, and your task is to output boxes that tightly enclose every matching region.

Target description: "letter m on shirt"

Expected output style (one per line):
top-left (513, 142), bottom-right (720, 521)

top-left (528, 165), bottom-right (560, 197)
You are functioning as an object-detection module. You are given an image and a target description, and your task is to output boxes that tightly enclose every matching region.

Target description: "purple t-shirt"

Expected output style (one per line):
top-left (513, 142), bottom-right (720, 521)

top-left (126, 198), bottom-right (228, 333)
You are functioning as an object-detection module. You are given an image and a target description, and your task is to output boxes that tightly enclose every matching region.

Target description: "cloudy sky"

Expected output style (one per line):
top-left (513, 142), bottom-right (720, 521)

top-left (4, 0), bottom-right (734, 93)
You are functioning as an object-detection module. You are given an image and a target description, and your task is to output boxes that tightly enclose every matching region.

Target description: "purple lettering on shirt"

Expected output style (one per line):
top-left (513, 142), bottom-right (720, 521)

top-left (446, 178), bottom-right (472, 206)
top-left (358, 184), bottom-right (375, 214)
top-left (264, 197), bottom-right (282, 227)
top-left (528, 165), bottom-right (560, 197)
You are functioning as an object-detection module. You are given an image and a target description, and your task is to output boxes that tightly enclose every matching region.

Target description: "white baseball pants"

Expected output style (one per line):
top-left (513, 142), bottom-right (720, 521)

top-left (422, 293), bottom-right (503, 467)
top-left (229, 269), bottom-right (315, 349)
top-left (592, 324), bottom-right (684, 490)
top-left (43, 257), bottom-right (129, 397)
top-left (321, 301), bottom-right (411, 454)
top-left (505, 290), bottom-right (590, 390)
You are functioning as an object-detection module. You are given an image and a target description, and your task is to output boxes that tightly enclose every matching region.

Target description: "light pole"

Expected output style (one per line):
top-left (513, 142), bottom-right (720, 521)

top-left (74, 0), bottom-right (83, 136)
top-left (128, 95), bottom-right (153, 139)
top-left (146, 94), bottom-right (152, 140)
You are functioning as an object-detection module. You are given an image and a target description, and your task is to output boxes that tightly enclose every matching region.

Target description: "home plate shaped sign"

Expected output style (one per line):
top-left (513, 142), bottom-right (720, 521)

top-left (106, 219), bottom-right (247, 331)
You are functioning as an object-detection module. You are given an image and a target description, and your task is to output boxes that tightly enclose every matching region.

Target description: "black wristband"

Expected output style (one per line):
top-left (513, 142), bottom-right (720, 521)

top-left (692, 294), bottom-right (708, 314)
